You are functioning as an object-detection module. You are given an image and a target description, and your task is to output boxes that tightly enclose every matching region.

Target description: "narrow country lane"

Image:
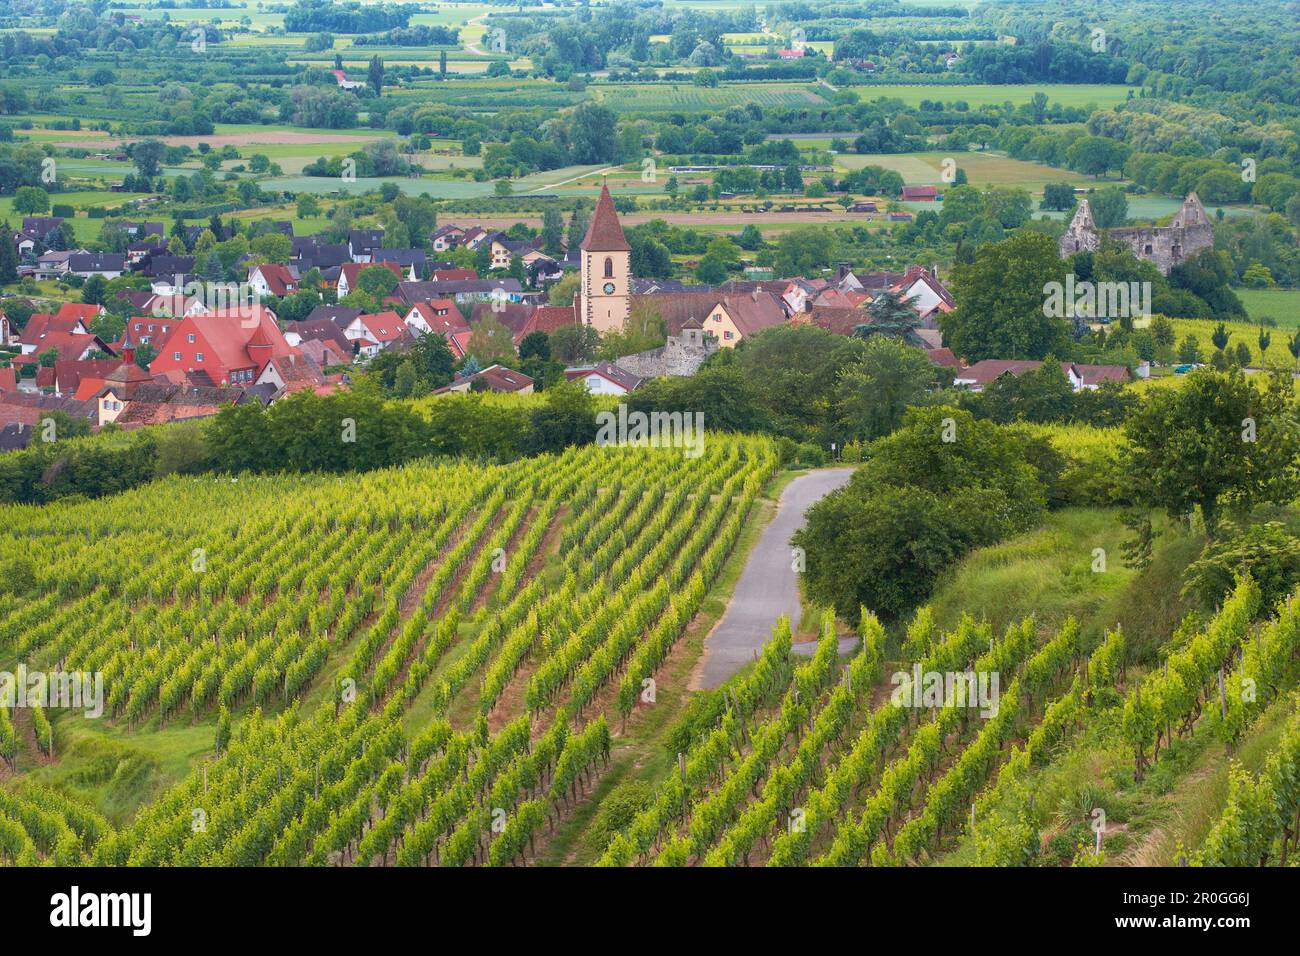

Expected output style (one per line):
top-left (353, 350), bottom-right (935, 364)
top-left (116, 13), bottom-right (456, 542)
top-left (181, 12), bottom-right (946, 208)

top-left (694, 467), bottom-right (856, 688)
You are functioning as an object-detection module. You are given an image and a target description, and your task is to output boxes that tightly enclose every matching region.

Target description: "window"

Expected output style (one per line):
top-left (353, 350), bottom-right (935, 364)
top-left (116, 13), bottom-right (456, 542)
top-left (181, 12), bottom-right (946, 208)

top-left (173, 351), bottom-right (182, 360)
top-left (724, 331), bottom-right (734, 340)
top-left (604, 257), bottom-right (613, 278)
top-left (187, 333), bottom-right (196, 343)
top-left (148, 324), bottom-right (155, 332)
top-left (196, 352), bottom-right (204, 362)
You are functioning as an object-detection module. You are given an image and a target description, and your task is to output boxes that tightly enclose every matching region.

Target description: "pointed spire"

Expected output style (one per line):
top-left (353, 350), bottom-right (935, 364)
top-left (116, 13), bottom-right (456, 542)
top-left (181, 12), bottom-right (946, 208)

top-left (581, 183), bottom-right (631, 253)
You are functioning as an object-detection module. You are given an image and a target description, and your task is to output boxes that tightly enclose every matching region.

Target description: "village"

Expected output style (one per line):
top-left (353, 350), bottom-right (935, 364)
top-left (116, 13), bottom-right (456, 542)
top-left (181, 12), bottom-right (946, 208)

top-left (0, 183), bottom-right (1152, 449)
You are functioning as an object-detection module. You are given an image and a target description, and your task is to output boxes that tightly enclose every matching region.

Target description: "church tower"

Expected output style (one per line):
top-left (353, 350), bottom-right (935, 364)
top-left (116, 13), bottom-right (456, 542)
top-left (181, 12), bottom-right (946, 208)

top-left (579, 183), bottom-right (631, 332)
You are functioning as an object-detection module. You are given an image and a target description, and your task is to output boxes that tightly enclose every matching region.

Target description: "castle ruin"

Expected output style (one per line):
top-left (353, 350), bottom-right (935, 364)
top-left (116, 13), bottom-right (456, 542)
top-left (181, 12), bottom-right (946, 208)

top-left (1059, 192), bottom-right (1213, 275)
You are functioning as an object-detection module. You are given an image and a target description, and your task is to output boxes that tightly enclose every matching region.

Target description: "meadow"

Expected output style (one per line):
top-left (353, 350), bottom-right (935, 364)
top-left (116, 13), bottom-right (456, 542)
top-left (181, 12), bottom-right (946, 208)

top-left (850, 83), bottom-right (1137, 109)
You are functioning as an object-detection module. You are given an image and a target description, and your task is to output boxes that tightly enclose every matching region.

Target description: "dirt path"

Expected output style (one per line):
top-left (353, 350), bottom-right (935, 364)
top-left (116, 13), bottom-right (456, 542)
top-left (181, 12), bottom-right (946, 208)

top-left (692, 468), bottom-right (856, 689)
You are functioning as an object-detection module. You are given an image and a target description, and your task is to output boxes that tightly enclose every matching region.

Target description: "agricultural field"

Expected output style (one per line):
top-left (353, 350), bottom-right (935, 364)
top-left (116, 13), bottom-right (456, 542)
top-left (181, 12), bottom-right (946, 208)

top-left (850, 84), bottom-right (1137, 109)
top-left (0, 436), bottom-right (779, 863)
top-left (589, 82), bottom-right (830, 113)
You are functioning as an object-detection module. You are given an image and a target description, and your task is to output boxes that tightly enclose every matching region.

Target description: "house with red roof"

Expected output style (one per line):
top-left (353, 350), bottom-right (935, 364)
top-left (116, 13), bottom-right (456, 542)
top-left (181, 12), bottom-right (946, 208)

top-left (886, 265), bottom-right (955, 325)
top-left (341, 311), bottom-right (410, 357)
top-left (431, 267), bottom-right (477, 282)
top-left (404, 300), bottom-right (469, 337)
top-left (147, 307), bottom-right (292, 387)
top-left (901, 185), bottom-right (939, 202)
top-left (564, 362), bottom-right (643, 396)
top-left (248, 263), bottom-right (299, 298)
top-left (331, 70), bottom-right (364, 91)
top-left (123, 315), bottom-right (183, 349)
top-left (433, 364), bottom-right (534, 395)
top-left (19, 312), bottom-right (89, 354)
top-left (255, 353), bottom-right (344, 398)
top-left (54, 303), bottom-right (106, 325)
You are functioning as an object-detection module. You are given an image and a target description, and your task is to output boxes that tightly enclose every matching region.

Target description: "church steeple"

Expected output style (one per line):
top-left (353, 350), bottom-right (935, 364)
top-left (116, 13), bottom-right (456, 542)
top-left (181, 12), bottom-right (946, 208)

top-left (582, 183), bottom-right (631, 253)
top-left (578, 183), bottom-right (631, 332)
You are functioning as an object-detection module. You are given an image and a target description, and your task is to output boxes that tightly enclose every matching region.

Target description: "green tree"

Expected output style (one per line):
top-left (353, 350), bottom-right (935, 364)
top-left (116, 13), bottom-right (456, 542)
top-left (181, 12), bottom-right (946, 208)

top-left (368, 56), bottom-right (384, 96)
top-left (836, 337), bottom-right (940, 441)
top-left (1090, 187), bottom-right (1129, 228)
top-left (1123, 367), bottom-right (1300, 537)
top-left (940, 231), bottom-right (1071, 362)
top-left (13, 186), bottom-right (49, 215)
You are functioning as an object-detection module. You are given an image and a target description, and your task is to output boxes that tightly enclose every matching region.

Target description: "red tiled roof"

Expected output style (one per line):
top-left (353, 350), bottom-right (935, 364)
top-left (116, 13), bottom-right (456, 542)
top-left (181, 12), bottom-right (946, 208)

top-left (581, 183), bottom-right (630, 253)
top-left (925, 347), bottom-right (961, 368)
top-left (521, 304), bottom-right (579, 338)
top-left (359, 311), bottom-right (408, 343)
top-left (432, 268), bottom-right (477, 282)
top-left (0, 367), bottom-right (15, 393)
top-left (254, 263), bottom-right (298, 296)
top-left (54, 303), bottom-right (105, 323)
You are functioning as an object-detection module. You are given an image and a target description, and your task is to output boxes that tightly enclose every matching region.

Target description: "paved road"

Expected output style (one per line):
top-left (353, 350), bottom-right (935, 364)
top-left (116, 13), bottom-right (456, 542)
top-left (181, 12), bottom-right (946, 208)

top-left (695, 467), bottom-right (856, 688)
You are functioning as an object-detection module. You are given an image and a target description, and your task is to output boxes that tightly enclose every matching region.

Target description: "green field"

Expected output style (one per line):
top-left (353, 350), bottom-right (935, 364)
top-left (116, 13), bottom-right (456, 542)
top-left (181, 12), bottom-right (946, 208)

top-left (261, 175), bottom-right (496, 198)
top-left (590, 82), bottom-right (830, 113)
top-left (1235, 287), bottom-right (1300, 327)
top-left (851, 83), bottom-right (1137, 109)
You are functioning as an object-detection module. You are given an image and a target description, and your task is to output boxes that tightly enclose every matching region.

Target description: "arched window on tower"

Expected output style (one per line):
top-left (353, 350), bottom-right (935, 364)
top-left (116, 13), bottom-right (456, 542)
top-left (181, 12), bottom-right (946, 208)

top-left (604, 257), bottom-right (613, 278)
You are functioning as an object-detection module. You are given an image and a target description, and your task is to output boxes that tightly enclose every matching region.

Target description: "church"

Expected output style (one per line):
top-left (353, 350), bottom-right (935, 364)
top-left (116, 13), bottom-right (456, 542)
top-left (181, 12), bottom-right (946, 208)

top-left (1059, 192), bottom-right (1214, 276)
top-left (577, 183), bottom-right (632, 332)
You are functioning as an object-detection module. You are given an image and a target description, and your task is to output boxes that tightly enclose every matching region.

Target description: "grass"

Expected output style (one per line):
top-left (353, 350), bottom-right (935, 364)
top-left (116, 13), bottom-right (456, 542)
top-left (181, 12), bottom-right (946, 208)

top-left (850, 83), bottom-right (1136, 109)
top-left (925, 506), bottom-right (1201, 662)
top-left (590, 82), bottom-right (830, 113)
top-left (836, 150), bottom-right (1096, 193)
top-left (1235, 287), bottom-right (1300, 328)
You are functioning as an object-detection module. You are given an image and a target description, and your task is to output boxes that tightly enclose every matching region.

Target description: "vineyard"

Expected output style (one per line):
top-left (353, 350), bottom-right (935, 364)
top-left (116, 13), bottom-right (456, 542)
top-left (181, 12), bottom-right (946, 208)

top-left (1, 431), bottom-right (1298, 868)
top-left (0, 435), bottom-right (779, 865)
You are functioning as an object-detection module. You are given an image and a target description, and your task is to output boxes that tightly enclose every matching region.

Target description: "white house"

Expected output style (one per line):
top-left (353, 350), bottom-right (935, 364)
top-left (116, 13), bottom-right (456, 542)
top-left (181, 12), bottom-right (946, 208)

top-left (563, 362), bottom-right (644, 396)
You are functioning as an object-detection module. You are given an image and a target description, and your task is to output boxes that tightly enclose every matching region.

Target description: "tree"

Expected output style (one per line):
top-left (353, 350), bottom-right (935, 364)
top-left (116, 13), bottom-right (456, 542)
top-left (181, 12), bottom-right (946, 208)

top-left (1066, 136), bottom-right (1129, 178)
top-left (550, 323), bottom-right (599, 365)
top-left (1090, 187), bottom-right (1129, 229)
top-left (540, 207), bottom-right (564, 257)
top-left (793, 407), bottom-right (1048, 619)
top-left (131, 139), bottom-right (166, 178)
top-left (356, 265), bottom-right (398, 298)
top-left (1124, 367), bottom-right (1300, 537)
top-left (465, 312), bottom-right (517, 365)
top-left (836, 338), bottom-right (940, 442)
top-left (940, 231), bottom-right (1071, 362)
top-left (13, 186), bottom-right (49, 215)
top-left (1211, 321), bottom-right (1231, 352)
top-left (0, 222), bottom-right (17, 283)
top-left (519, 331), bottom-right (550, 362)
top-left (1178, 335), bottom-right (1203, 364)
top-left (854, 288), bottom-right (920, 340)
top-left (81, 275), bottom-right (108, 306)
top-left (1040, 183), bottom-right (1077, 211)
top-left (368, 56), bottom-right (384, 95)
